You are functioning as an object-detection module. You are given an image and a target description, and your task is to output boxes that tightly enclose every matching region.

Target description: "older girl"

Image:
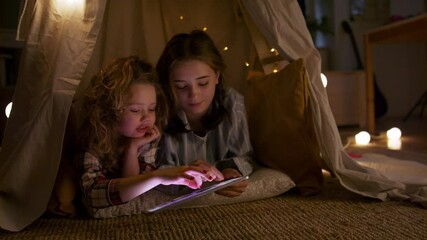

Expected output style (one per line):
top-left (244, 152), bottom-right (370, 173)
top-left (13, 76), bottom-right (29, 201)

top-left (156, 30), bottom-right (254, 198)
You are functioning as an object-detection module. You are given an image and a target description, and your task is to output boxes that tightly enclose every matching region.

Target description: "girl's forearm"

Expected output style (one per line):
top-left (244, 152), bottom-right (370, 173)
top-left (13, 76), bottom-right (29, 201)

top-left (121, 144), bottom-right (141, 177)
top-left (117, 172), bottom-right (162, 202)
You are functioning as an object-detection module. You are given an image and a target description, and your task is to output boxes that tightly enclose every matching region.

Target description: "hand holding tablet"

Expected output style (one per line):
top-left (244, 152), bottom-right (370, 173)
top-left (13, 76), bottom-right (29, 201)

top-left (215, 168), bottom-right (249, 198)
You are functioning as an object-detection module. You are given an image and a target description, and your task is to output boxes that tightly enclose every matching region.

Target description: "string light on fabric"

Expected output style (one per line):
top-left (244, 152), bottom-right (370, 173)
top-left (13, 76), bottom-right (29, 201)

top-left (273, 62), bottom-right (279, 73)
top-left (270, 48), bottom-right (279, 55)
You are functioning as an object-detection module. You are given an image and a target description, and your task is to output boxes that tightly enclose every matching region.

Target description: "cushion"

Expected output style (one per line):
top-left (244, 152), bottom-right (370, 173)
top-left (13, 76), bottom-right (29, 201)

top-left (244, 58), bottom-right (324, 196)
top-left (180, 167), bottom-right (295, 208)
top-left (88, 167), bottom-right (295, 218)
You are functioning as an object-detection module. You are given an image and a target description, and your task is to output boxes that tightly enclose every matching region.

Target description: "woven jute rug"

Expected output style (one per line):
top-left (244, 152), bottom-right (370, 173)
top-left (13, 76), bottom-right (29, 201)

top-left (1, 173), bottom-right (426, 240)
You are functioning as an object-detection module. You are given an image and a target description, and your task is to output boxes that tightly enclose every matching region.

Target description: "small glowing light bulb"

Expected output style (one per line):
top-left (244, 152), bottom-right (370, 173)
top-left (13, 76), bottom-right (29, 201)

top-left (272, 62), bottom-right (279, 73)
top-left (5, 102), bottom-right (12, 118)
top-left (321, 73), bottom-right (328, 88)
top-left (203, 27), bottom-right (207, 31)
top-left (386, 127), bottom-right (402, 140)
top-left (179, 16), bottom-right (184, 20)
top-left (223, 46), bottom-right (228, 51)
top-left (270, 48), bottom-right (279, 55)
top-left (355, 131), bottom-right (370, 145)
top-left (245, 62), bottom-right (250, 67)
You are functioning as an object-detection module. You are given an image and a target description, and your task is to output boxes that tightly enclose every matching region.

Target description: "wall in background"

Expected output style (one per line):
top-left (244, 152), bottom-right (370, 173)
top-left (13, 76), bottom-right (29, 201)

top-left (380, 0), bottom-right (427, 117)
top-left (0, 1), bottom-right (23, 87)
top-left (308, 0), bottom-right (426, 118)
top-left (0, 1), bottom-right (21, 29)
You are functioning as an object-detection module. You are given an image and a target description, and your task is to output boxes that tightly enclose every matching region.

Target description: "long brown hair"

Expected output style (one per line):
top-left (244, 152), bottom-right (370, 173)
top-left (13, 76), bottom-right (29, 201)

top-left (79, 56), bottom-right (168, 173)
top-left (156, 30), bottom-right (227, 135)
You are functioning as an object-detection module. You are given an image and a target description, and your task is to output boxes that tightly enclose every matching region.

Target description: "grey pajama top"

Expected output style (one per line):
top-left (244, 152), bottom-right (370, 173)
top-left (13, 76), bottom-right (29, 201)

top-left (157, 88), bottom-right (254, 177)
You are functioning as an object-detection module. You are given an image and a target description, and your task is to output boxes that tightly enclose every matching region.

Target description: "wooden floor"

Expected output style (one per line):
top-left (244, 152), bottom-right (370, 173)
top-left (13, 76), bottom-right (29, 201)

top-left (338, 116), bottom-right (427, 162)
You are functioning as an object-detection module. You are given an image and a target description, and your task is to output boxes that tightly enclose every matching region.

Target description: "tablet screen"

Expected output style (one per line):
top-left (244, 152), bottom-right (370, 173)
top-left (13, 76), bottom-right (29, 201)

top-left (145, 175), bottom-right (249, 213)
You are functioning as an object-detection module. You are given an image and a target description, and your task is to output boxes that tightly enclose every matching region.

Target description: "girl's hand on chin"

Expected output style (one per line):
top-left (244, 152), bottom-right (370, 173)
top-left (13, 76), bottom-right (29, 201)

top-left (130, 126), bottom-right (161, 149)
top-left (142, 125), bottom-right (161, 140)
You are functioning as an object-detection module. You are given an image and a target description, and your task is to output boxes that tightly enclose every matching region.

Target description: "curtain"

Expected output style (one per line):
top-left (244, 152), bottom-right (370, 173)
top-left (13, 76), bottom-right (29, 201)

top-left (0, 0), bottom-right (107, 232)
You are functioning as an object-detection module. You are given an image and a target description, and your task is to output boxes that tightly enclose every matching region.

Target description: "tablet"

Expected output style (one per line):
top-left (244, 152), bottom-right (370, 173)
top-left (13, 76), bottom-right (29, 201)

top-left (145, 175), bottom-right (249, 213)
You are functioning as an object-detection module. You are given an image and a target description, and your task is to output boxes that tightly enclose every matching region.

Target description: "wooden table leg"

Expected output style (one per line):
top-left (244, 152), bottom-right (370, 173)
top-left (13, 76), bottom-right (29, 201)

top-left (364, 34), bottom-right (375, 133)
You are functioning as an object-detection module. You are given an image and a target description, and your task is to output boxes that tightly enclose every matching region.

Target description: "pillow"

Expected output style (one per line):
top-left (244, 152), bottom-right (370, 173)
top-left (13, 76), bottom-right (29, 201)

top-left (244, 58), bottom-right (324, 196)
top-left (179, 167), bottom-right (295, 208)
top-left (89, 167), bottom-right (295, 218)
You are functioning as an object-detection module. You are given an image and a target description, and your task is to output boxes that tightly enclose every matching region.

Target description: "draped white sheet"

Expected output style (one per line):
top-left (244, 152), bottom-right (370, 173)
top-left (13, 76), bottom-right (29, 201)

top-left (0, 0), bottom-right (425, 232)
top-left (0, 0), bottom-right (107, 231)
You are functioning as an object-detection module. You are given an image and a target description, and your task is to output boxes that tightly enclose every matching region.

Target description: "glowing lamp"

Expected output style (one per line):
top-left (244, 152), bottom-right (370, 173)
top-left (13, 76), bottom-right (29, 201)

top-left (386, 127), bottom-right (402, 140)
top-left (355, 131), bottom-right (370, 145)
top-left (57, 0), bottom-right (85, 13)
top-left (5, 102), bottom-right (12, 118)
top-left (321, 73), bottom-right (328, 88)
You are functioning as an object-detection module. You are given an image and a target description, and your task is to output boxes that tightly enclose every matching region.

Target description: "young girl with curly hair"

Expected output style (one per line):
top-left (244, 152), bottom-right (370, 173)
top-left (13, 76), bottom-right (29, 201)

top-left (78, 56), bottom-right (210, 213)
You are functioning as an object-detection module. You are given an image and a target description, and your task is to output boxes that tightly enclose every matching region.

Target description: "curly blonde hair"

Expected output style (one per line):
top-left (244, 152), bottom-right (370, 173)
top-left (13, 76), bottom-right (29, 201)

top-left (80, 56), bottom-right (168, 173)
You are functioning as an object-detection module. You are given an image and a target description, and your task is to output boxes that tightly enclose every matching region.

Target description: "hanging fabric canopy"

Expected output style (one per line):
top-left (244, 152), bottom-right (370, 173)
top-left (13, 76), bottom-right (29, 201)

top-left (1, 0), bottom-right (426, 232)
